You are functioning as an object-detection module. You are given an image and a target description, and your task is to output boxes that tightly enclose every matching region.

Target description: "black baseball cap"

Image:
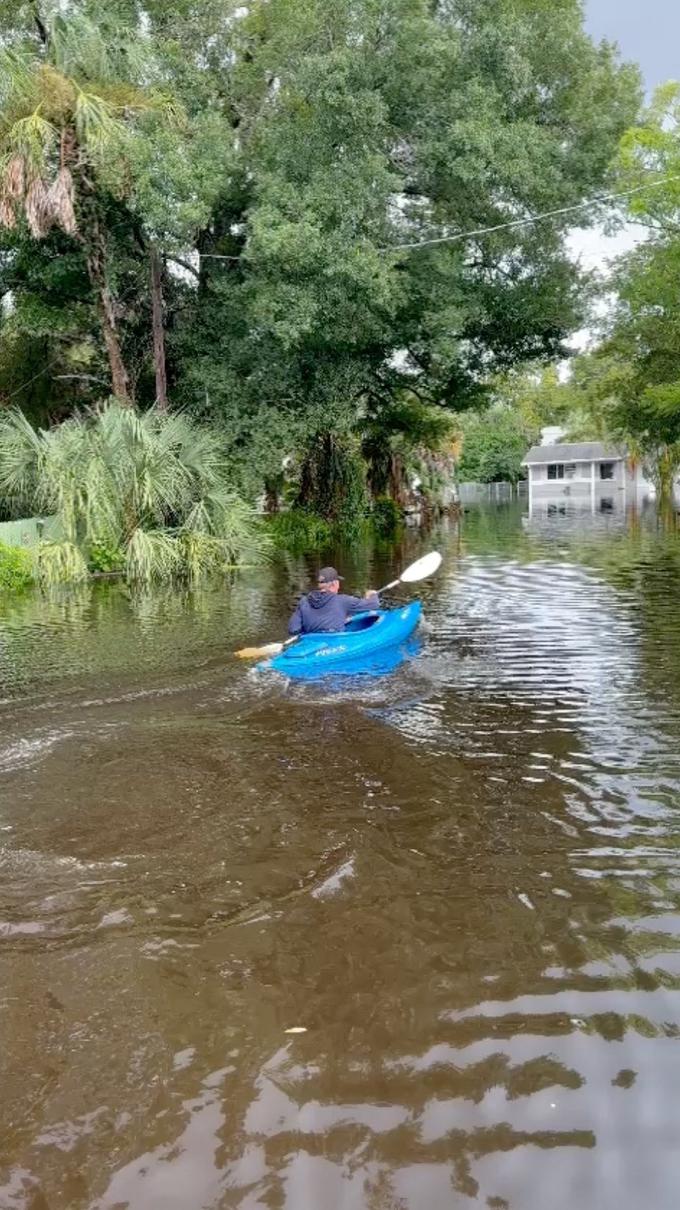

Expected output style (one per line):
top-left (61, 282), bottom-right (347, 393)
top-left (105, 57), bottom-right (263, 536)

top-left (317, 566), bottom-right (344, 584)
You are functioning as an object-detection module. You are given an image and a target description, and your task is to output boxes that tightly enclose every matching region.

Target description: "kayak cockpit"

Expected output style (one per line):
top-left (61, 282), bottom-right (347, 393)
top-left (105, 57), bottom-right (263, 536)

top-left (344, 612), bottom-right (381, 633)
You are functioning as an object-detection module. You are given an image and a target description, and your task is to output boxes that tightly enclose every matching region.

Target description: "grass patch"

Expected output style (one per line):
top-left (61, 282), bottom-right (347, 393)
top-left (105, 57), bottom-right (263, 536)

top-left (0, 541), bottom-right (34, 592)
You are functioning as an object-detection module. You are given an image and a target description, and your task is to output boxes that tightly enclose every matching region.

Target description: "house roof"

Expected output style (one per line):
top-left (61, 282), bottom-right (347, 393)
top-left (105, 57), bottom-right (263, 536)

top-left (522, 441), bottom-right (626, 466)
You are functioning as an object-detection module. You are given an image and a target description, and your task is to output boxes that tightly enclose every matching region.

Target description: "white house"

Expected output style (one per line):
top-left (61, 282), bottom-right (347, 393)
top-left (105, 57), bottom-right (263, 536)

top-left (522, 441), bottom-right (649, 511)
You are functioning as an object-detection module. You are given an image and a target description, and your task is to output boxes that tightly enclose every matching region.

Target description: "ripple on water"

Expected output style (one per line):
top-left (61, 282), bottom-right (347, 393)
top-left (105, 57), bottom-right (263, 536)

top-left (2, 509), bottom-right (680, 1208)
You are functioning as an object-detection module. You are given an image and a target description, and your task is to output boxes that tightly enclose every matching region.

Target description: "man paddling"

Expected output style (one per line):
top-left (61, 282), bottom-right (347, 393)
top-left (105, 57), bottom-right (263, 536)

top-left (288, 567), bottom-right (380, 636)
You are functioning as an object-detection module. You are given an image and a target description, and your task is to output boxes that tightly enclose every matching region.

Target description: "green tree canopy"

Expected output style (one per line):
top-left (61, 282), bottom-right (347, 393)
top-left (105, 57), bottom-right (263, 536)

top-left (456, 407), bottom-right (536, 485)
top-left (0, 0), bottom-right (641, 508)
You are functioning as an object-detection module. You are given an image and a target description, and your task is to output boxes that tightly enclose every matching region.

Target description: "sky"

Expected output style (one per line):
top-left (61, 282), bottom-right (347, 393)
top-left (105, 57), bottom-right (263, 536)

top-left (567, 1), bottom-right (679, 346)
top-left (584, 0), bottom-right (680, 95)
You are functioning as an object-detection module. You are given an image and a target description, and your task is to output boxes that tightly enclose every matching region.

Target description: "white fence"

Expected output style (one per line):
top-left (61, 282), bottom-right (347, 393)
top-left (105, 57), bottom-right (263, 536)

top-left (0, 516), bottom-right (62, 547)
top-left (458, 481), bottom-right (524, 505)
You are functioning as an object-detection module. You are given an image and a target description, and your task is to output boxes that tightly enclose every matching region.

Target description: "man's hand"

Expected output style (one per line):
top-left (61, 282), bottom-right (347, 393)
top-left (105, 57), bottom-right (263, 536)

top-left (364, 589), bottom-right (377, 598)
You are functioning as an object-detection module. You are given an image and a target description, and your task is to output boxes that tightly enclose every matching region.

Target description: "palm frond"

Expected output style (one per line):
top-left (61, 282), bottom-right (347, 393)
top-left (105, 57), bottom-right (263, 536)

top-left (74, 90), bottom-right (122, 158)
top-left (0, 408), bottom-right (44, 508)
top-left (51, 12), bottom-right (110, 83)
top-left (0, 404), bottom-right (266, 586)
top-left (5, 111), bottom-right (57, 173)
top-left (50, 11), bottom-right (154, 87)
top-left (36, 541), bottom-right (88, 587)
top-left (0, 48), bottom-right (36, 108)
top-left (126, 527), bottom-right (181, 583)
top-left (177, 531), bottom-right (227, 582)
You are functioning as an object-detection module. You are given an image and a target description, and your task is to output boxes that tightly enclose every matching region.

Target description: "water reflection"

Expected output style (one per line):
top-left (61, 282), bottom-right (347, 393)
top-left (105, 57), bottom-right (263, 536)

top-left (2, 504), bottom-right (680, 1208)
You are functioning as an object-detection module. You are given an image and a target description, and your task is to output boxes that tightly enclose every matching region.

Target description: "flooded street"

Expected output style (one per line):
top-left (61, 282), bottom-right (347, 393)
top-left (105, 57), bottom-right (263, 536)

top-left (3, 502), bottom-right (680, 1210)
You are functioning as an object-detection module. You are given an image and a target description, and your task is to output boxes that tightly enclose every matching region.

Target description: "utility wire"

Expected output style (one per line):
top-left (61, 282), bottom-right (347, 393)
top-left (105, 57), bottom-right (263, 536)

top-left (3, 177), bottom-right (676, 399)
top-left (378, 176), bottom-right (680, 252)
top-left (196, 176), bottom-right (680, 262)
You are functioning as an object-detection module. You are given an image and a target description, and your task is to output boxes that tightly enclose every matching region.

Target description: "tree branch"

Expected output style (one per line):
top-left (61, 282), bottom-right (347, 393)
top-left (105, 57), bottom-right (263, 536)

top-left (166, 254), bottom-right (201, 280)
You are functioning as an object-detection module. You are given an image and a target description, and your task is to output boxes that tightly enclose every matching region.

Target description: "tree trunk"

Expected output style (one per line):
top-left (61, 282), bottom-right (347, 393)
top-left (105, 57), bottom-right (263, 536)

top-left (388, 451), bottom-right (410, 506)
top-left (85, 217), bottom-right (132, 405)
top-left (263, 478), bottom-right (281, 514)
top-left (656, 447), bottom-right (675, 511)
top-left (149, 244), bottom-right (168, 411)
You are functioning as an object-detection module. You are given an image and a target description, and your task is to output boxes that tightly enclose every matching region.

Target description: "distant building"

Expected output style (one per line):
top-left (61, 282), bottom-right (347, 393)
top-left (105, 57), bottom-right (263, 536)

top-left (522, 441), bottom-right (650, 511)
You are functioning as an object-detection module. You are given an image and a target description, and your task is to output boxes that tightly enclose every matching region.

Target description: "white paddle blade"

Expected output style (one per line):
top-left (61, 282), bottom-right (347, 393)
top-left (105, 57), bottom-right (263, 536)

top-left (400, 550), bottom-right (442, 583)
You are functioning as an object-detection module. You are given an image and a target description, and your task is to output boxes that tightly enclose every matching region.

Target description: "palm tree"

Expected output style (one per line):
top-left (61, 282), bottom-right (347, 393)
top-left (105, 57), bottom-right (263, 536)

top-left (0, 402), bottom-right (269, 585)
top-left (0, 11), bottom-right (176, 404)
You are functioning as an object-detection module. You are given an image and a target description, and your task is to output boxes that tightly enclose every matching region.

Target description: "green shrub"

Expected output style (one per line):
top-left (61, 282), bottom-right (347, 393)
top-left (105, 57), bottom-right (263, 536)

top-left (371, 495), bottom-right (403, 536)
top-left (89, 541), bottom-right (125, 574)
top-left (0, 541), bottom-right (34, 591)
top-left (268, 509), bottom-right (333, 552)
top-left (0, 402), bottom-right (267, 585)
top-left (87, 542), bottom-right (125, 573)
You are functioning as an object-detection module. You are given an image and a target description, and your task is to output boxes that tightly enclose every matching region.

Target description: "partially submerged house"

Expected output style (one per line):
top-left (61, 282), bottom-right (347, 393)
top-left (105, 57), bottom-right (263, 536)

top-left (522, 441), bottom-right (649, 510)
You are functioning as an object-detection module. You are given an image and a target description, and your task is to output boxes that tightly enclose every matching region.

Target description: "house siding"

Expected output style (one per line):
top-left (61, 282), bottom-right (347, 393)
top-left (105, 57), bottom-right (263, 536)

top-left (529, 460), bottom-right (634, 494)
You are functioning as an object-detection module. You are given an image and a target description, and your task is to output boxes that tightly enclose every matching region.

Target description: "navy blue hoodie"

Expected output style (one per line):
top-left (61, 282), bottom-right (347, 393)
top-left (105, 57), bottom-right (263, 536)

top-left (288, 590), bottom-right (380, 636)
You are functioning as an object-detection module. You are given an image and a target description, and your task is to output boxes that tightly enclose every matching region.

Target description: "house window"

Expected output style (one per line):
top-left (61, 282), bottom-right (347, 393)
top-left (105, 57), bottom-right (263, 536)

top-left (600, 462), bottom-right (615, 481)
top-left (564, 464), bottom-right (577, 479)
top-left (547, 464), bottom-right (565, 481)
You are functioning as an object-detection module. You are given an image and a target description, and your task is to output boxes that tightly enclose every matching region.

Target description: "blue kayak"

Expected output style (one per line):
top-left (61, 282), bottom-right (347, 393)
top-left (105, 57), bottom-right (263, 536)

top-left (263, 600), bottom-right (422, 678)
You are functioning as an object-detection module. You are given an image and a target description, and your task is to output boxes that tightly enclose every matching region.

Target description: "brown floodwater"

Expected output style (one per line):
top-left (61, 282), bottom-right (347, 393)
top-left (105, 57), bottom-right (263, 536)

top-left (2, 502), bottom-right (680, 1210)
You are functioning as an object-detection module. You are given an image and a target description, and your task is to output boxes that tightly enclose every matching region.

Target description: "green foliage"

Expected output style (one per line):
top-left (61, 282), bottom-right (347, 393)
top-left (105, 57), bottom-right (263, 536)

top-left (0, 0), bottom-right (641, 501)
top-left (89, 539), bottom-right (124, 573)
top-left (457, 408), bottom-right (536, 485)
top-left (574, 81), bottom-right (680, 499)
top-left (172, 0), bottom-right (638, 465)
top-left (362, 396), bottom-right (455, 501)
top-left (268, 509), bottom-right (333, 553)
top-left (371, 496), bottom-right (403, 537)
top-left (492, 366), bottom-right (580, 432)
top-left (0, 539), bottom-right (33, 590)
top-left (581, 235), bottom-right (680, 498)
top-left (0, 401), bottom-right (268, 584)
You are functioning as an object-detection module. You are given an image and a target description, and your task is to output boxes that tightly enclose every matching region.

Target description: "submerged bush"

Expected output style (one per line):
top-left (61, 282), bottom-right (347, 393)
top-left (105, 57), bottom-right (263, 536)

top-left (0, 403), bottom-right (269, 585)
top-left (371, 495), bottom-right (403, 537)
top-left (0, 541), bottom-right (33, 591)
top-left (89, 541), bottom-right (125, 574)
top-left (268, 509), bottom-right (333, 552)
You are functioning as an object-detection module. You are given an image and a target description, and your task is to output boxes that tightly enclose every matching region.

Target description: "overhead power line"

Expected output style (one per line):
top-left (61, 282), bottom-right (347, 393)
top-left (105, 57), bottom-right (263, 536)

top-left (379, 176), bottom-right (680, 252)
top-left (196, 175), bottom-right (680, 263)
